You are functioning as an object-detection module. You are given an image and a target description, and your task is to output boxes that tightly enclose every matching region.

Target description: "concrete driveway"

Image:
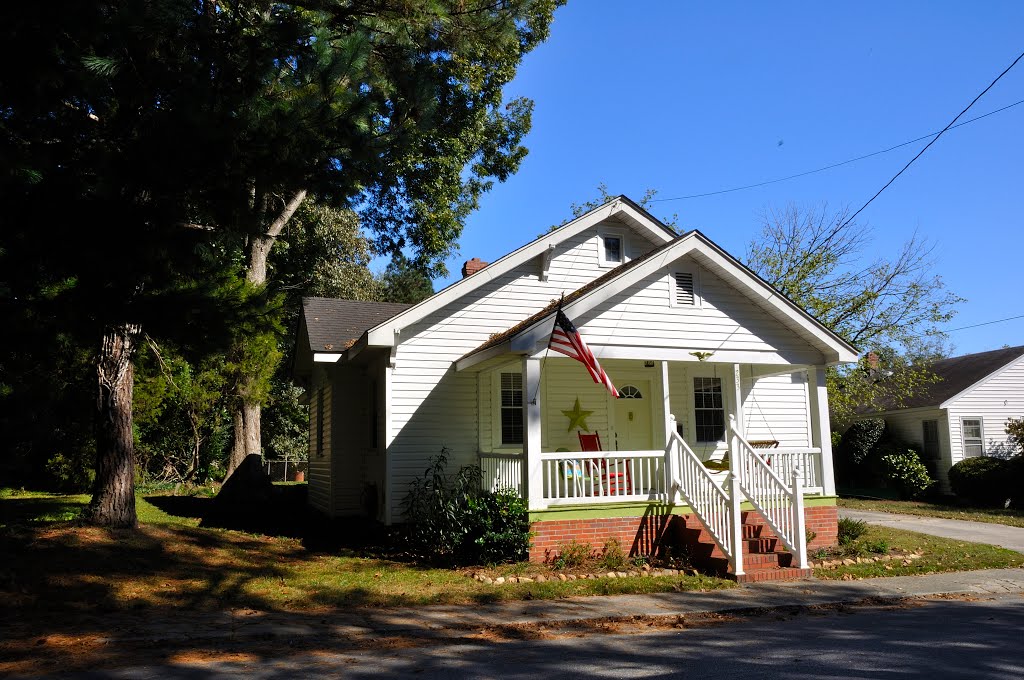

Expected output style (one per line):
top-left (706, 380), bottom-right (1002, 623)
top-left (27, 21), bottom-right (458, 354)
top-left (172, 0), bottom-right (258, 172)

top-left (839, 508), bottom-right (1024, 554)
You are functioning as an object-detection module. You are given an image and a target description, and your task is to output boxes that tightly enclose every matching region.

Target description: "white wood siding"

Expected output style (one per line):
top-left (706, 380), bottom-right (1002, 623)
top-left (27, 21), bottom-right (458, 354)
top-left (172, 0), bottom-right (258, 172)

top-left (575, 255), bottom-right (822, 359)
top-left (945, 356), bottom-right (1024, 462)
top-left (742, 372), bottom-right (811, 448)
top-left (330, 364), bottom-right (367, 515)
top-left (306, 365), bottom-right (332, 515)
top-left (875, 407), bottom-right (951, 490)
top-left (386, 221), bottom-right (662, 520)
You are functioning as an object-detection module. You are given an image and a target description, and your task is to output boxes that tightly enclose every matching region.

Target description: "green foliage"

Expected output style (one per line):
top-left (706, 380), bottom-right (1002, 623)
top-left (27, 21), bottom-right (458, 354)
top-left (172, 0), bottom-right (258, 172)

top-left (377, 256), bottom-right (436, 304)
top-left (134, 341), bottom-right (230, 484)
top-left (553, 540), bottom-right (593, 570)
top-left (744, 204), bottom-right (962, 428)
top-left (401, 449), bottom-right (531, 565)
top-left (550, 183), bottom-right (679, 233)
top-left (949, 457), bottom-right (1011, 507)
top-left (876, 445), bottom-right (933, 499)
top-left (837, 517), bottom-right (869, 545)
top-left (864, 538), bottom-right (890, 554)
top-left (600, 538), bottom-right (628, 571)
top-left (839, 419), bottom-right (886, 466)
top-left (262, 380), bottom-right (310, 462)
top-left (44, 453), bottom-right (95, 493)
top-left (1006, 418), bottom-right (1024, 455)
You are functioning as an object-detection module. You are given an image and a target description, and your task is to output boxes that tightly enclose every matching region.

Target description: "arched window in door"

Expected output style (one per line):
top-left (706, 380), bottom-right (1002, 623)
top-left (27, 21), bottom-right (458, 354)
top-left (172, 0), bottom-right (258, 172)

top-left (618, 384), bottom-right (643, 399)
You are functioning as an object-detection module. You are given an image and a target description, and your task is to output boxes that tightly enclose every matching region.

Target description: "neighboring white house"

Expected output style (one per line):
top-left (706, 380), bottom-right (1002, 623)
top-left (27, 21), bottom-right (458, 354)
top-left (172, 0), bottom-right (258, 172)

top-left (860, 345), bottom-right (1024, 490)
top-left (293, 197), bottom-right (857, 576)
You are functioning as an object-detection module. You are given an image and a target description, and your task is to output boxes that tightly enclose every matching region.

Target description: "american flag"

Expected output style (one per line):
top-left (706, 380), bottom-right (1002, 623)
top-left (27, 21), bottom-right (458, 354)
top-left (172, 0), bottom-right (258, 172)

top-left (548, 309), bottom-right (619, 397)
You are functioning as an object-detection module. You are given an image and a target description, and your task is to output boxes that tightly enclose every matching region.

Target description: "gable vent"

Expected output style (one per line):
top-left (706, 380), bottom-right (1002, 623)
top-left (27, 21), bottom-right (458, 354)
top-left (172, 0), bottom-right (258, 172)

top-left (674, 272), bottom-right (695, 305)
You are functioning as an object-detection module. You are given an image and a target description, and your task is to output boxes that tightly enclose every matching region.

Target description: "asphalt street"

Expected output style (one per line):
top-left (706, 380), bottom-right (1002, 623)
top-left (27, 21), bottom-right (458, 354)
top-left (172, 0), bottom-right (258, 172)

top-left (57, 593), bottom-right (1024, 679)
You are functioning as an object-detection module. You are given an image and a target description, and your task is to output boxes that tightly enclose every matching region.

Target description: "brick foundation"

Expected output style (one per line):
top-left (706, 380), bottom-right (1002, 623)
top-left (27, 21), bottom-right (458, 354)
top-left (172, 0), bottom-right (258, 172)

top-left (529, 503), bottom-right (838, 563)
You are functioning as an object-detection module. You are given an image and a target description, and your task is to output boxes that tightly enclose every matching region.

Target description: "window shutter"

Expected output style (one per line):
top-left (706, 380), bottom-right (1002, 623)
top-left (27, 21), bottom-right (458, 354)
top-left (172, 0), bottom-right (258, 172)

top-left (674, 272), bottom-right (695, 305)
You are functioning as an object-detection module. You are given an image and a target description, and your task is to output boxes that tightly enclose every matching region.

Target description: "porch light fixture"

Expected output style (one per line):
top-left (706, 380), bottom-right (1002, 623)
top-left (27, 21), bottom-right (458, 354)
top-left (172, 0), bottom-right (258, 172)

top-left (644, 361), bottom-right (655, 368)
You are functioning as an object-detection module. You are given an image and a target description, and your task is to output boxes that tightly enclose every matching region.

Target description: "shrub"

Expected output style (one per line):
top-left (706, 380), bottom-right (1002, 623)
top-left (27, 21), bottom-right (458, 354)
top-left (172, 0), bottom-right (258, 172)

top-left (554, 540), bottom-right (592, 570)
top-left (838, 517), bottom-right (868, 546)
top-left (876, 445), bottom-right (933, 499)
top-left (1008, 456), bottom-right (1024, 509)
top-left (839, 419), bottom-right (886, 466)
top-left (1006, 417), bottom-right (1024, 455)
top-left (600, 538), bottom-right (627, 571)
top-left (864, 538), bottom-right (890, 554)
top-left (401, 448), bottom-right (531, 565)
top-left (949, 456), bottom-right (1010, 507)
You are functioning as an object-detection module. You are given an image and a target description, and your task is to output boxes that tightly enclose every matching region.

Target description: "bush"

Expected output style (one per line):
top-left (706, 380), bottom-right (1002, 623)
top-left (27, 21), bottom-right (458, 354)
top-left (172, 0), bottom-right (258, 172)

top-left (839, 419), bottom-right (886, 466)
top-left (600, 538), bottom-right (627, 571)
top-left (838, 517), bottom-right (868, 546)
top-left (401, 448), bottom-right (531, 565)
top-left (876, 445), bottom-right (933, 499)
top-left (553, 540), bottom-right (592, 570)
top-left (949, 456), bottom-right (1010, 507)
top-left (1008, 456), bottom-right (1024, 509)
top-left (864, 538), bottom-right (890, 554)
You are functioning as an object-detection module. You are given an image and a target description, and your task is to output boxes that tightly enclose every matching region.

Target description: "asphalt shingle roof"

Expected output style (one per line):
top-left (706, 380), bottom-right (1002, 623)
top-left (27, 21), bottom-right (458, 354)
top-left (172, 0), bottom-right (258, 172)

top-left (886, 345), bottom-right (1024, 410)
top-left (302, 297), bottom-right (412, 352)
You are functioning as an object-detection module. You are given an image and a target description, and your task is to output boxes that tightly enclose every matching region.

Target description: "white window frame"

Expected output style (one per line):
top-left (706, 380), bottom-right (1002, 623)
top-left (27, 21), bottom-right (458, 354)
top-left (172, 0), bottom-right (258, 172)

top-left (669, 267), bottom-right (701, 308)
top-left (692, 376), bottom-right (726, 445)
top-left (961, 417), bottom-right (984, 457)
top-left (597, 229), bottom-right (627, 268)
top-left (490, 367), bottom-right (525, 450)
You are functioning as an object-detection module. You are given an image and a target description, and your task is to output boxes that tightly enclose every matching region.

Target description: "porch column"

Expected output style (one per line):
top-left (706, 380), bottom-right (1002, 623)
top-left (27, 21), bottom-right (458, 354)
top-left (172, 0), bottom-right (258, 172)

top-left (807, 366), bottom-right (836, 496)
top-left (731, 364), bottom-right (745, 436)
top-left (522, 356), bottom-right (544, 510)
top-left (659, 360), bottom-right (671, 447)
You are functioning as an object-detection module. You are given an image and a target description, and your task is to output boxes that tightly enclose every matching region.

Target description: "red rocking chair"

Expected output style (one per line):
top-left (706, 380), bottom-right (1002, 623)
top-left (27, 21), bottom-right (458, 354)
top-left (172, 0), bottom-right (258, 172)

top-left (578, 431), bottom-right (632, 495)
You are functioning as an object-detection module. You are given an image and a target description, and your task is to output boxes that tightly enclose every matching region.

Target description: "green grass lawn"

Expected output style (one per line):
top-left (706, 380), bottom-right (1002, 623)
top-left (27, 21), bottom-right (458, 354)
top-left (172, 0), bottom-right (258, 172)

top-left (838, 497), bottom-right (1024, 529)
top-left (814, 524), bottom-right (1024, 580)
top-left (0, 488), bottom-right (732, 614)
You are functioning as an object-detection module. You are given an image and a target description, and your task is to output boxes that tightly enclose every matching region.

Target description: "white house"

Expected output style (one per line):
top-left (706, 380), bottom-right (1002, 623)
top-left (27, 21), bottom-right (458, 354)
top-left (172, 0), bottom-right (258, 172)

top-left (293, 197), bottom-right (857, 580)
top-left (861, 345), bottom-right (1024, 489)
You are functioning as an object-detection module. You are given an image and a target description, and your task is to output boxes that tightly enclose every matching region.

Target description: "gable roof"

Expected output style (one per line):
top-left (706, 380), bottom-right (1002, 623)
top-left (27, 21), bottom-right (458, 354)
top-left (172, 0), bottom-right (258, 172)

top-left (455, 229), bottom-right (859, 369)
top-left (880, 345), bottom-right (1024, 411)
top-left (301, 297), bottom-right (412, 352)
top-left (360, 196), bottom-right (677, 348)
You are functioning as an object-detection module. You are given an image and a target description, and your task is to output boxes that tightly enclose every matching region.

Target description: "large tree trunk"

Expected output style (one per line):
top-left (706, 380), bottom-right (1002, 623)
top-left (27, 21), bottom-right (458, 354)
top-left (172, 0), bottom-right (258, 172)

top-left (226, 189), bottom-right (307, 478)
top-left (85, 324), bottom-right (140, 528)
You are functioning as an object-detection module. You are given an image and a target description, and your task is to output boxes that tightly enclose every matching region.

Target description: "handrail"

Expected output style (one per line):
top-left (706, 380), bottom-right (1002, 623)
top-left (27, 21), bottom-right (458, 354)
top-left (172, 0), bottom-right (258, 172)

top-left (665, 422), bottom-right (743, 576)
top-left (729, 416), bottom-right (808, 569)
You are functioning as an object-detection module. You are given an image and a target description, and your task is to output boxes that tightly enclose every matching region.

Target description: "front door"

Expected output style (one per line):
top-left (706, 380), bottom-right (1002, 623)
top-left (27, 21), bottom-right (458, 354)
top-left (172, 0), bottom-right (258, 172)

top-left (613, 381), bottom-right (652, 451)
top-left (922, 420), bottom-right (941, 473)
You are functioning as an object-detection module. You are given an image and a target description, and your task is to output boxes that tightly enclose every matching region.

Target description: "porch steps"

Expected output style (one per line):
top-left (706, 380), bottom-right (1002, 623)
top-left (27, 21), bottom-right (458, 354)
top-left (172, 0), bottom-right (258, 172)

top-left (680, 511), bottom-right (813, 584)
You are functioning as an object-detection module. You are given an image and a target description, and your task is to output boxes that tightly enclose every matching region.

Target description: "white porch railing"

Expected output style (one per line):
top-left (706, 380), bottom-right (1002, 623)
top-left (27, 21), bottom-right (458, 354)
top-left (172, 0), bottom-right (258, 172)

top-left (665, 417), bottom-right (744, 576)
top-left (479, 452), bottom-right (524, 497)
top-left (764, 448), bottom-right (823, 494)
top-left (540, 450), bottom-right (665, 504)
top-left (729, 416), bottom-right (808, 569)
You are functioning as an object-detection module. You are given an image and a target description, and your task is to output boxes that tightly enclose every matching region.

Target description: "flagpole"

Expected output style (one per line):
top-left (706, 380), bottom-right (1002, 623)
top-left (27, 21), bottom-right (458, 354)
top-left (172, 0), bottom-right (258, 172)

top-left (531, 294), bottom-right (563, 406)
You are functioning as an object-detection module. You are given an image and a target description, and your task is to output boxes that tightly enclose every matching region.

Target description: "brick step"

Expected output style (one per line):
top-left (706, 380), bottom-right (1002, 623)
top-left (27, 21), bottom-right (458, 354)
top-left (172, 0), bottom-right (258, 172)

top-left (733, 567), bottom-right (814, 584)
top-left (745, 536), bottom-right (778, 553)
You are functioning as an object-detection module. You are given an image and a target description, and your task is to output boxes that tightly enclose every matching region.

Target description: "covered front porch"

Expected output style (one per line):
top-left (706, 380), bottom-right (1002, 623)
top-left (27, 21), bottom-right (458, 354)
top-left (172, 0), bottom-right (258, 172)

top-left (468, 356), bottom-right (836, 511)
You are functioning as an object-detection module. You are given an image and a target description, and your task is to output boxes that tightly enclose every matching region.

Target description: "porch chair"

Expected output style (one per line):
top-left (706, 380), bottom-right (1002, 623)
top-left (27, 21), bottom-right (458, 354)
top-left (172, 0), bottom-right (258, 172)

top-left (578, 431), bottom-right (632, 496)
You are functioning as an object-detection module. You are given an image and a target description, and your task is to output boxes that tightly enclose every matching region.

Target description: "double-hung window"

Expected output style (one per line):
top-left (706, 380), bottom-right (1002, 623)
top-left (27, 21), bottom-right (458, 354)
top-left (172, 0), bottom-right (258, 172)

top-left (693, 377), bottom-right (725, 442)
top-left (961, 418), bottom-right (984, 457)
top-left (500, 372), bottom-right (524, 445)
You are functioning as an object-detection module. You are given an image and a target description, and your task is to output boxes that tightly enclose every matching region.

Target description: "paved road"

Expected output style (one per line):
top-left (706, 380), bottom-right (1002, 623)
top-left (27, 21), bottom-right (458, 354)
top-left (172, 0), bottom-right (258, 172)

top-left (58, 594), bottom-right (1024, 679)
top-left (839, 508), bottom-right (1024, 553)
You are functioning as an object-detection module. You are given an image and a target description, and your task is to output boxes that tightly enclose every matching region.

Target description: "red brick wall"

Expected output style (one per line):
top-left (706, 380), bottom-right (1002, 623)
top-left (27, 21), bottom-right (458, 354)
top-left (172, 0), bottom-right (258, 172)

top-left (804, 504), bottom-right (838, 550)
top-left (529, 503), bottom-right (838, 562)
top-left (529, 514), bottom-right (677, 563)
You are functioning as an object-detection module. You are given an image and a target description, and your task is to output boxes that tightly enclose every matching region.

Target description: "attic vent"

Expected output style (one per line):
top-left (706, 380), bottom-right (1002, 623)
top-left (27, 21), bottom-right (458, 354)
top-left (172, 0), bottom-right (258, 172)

top-left (674, 272), bottom-right (695, 305)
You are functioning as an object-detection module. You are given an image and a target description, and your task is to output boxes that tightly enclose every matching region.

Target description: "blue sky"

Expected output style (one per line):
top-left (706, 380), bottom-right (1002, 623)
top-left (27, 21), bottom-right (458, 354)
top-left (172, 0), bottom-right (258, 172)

top-left (431, 1), bottom-right (1024, 356)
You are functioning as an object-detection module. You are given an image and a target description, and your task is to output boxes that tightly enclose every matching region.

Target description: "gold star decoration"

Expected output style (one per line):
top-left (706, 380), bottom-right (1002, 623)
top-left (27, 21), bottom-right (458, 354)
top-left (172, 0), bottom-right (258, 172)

top-left (562, 397), bottom-right (594, 432)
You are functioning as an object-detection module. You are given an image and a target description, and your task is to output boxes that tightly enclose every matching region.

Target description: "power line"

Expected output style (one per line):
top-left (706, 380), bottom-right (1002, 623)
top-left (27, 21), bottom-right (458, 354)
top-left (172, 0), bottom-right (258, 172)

top-left (651, 97), bottom-right (1024, 203)
top-left (839, 49), bottom-right (1024, 229)
top-left (946, 313), bottom-right (1024, 333)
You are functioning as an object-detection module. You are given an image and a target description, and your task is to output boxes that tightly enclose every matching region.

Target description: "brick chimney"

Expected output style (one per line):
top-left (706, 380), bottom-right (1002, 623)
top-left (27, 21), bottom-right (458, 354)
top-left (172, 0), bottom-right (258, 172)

top-left (461, 257), bottom-right (488, 278)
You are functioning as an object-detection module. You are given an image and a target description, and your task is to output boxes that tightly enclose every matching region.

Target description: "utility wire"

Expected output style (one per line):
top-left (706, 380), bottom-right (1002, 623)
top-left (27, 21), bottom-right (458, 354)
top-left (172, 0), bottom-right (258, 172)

top-left (838, 49), bottom-right (1024, 229)
top-left (651, 97), bottom-right (1024, 203)
top-left (946, 313), bottom-right (1024, 333)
